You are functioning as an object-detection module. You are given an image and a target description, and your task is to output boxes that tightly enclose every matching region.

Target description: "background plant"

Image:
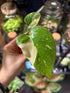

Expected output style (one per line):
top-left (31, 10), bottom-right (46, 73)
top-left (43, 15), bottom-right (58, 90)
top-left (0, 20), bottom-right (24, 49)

top-left (25, 72), bottom-right (65, 93)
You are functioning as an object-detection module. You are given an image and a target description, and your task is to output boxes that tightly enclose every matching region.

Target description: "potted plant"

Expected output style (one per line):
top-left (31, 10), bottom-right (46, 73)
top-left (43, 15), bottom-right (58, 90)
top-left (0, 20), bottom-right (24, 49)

top-left (6, 77), bottom-right (24, 93)
top-left (25, 72), bottom-right (65, 93)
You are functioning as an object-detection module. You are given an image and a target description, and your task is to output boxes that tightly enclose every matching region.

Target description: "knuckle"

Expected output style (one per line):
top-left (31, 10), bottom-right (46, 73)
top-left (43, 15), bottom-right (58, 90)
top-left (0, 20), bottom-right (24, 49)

top-left (3, 45), bottom-right (7, 51)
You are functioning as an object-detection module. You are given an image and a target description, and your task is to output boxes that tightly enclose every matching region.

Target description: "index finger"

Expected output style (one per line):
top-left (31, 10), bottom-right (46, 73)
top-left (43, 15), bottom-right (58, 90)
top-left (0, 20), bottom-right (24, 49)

top-left (4, 38), bottom-right (17, 50)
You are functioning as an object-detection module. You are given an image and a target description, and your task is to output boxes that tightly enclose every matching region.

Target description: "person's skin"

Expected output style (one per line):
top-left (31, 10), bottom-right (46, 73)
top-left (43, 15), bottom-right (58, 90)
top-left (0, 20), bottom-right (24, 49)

top-left (0, 38), bottom-right (27, 89)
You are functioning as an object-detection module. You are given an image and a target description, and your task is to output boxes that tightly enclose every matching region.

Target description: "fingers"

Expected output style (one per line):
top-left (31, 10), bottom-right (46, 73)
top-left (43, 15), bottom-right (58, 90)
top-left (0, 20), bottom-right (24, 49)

top-left (3, 38), bottom-right (17, 51)
top-left (3, 32), bottom-right (28, 54)
top-left (17, 55), bottom-right (27, 73)
top-left (19, 54), bottom-right (27, 63)
top-left (3, 38), bottom-right (22, 54)
top-left (4, 32), bottom-right (28, 51)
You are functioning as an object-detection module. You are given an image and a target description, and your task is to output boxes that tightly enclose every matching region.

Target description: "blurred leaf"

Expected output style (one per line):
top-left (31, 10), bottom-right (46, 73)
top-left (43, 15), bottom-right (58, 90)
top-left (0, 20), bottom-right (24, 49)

top-left (24, 12), bottom-right (40, 29)
top-left (47, 82), bottom-right (62, 92)
top-left (8, 77), bottom-right (24, 92)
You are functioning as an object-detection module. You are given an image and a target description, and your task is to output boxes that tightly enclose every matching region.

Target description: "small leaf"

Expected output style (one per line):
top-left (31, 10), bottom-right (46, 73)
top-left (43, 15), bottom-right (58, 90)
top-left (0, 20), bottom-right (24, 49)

top-left (47, 74), bottom-right (65, 82)
top-left (61, 57), bottom-right (70, 66)
top-left (8, 78), bottom-right (24, 92)
top-left (47, 83), bottom-right (62, 92)
top-left (17, 34), bottom-right (29, 46)
top-left (34, 82), bottom-right (46, 89)
top-left (25, 77), bottom-right (35, 87)
top-left (24, 12), bottom-right (40, 28)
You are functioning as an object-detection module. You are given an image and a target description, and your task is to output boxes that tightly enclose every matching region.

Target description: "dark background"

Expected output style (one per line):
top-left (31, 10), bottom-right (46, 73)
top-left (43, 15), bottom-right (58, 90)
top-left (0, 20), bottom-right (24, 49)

top-left (12, 0), bottom-right (66, 11)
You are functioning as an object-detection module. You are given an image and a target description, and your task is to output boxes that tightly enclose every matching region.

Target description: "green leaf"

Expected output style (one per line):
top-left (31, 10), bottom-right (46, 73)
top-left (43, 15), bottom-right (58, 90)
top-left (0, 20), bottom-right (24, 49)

top-left (47, 83), bottom-right (62, 92)
top-left (25, 72), bottom-right (35, 81)
top-left (25, 77), bottom-right (35, 87)
top-left (17, 34), bottom-right (30, 46)
top-left (25, 72), bottom-right (43, 84)
top-left (17, 26), bottom-right (56, 78)
top-left (47, 74), bottom-right (65, 82)
top-left (30, 26), bottom-right (56, 78)
top-left (3, 16), bottom-right (23, 33)
top-left (34, 82), bottom-right (46, 89)
top-left (61, 57), bottom-right (70, 66)
top-left (24, 12), bottom-right (40, 28)
top-left (8, 78), bottom-right (24, 92)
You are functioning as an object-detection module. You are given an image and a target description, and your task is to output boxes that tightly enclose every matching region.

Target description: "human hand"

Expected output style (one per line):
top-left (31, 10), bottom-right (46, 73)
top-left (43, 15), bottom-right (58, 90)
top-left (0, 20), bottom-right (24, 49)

top-left (0, 38), bottom-right (27, 88)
